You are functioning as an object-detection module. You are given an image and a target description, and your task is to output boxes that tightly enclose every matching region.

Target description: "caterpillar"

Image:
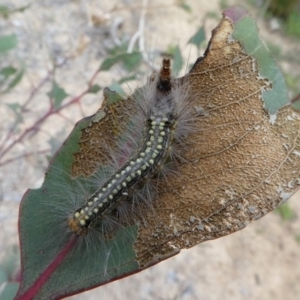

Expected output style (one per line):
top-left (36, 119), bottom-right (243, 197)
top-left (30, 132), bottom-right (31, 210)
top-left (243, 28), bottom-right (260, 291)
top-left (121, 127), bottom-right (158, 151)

top-left (14, 56), bottom-right (200, 300)
top-left (67, 57), bottom-right (197, 237)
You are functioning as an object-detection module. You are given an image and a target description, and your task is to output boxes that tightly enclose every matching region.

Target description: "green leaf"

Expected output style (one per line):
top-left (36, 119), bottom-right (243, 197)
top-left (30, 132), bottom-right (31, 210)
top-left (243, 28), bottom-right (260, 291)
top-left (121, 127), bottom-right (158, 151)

top-left (226, 7), bottom-right (289, 114)
top-left (0, 5), bottom-right (10, 16)
top-left (0, 34), bottom-right (17, 54)
top-left (0, 4), bottom-right (31, 18)
top-left (122, 52), bottom-right (142, 71)
top-left (174, 46), bottom-right (183, 74)
top-left (176, 0), bottom-right (192, 13)
top-left (47, 81), bottom-right (68, 109)
top-left (0, 267), bottom-right (7, 284)
top-left (99, 52), bottom-right (142, 72)
top-left (118, 74), bottom-right (136, 84)
top-left (16, 115), bottom-right (139, 300)
top-left (0, 283), bottom-right (19, 299)
top-left (167, 45), bottom-right (183, 74)
top-left (6, 102), bottom-right (23, 123)
top-left (275, 203), bottom-right (295, 221)
top-left (6, 67), bottom-right (24, 91)
top-left (0, 246), bottom-right (19, 278)
top-left (0, 66), bottom-right (24, 94)
top-left (188, 25), bottom-right (206, 49)
top-left (104, 87), bottom-right (123, 105)
top-left (286, 10), bottom-right (300, 38)
top-left (108, 82), bottom-right (125, 95)
top-left (87, 84), bottom-right (101, 94)
top-left (0, 66), bottom-right (17, 79)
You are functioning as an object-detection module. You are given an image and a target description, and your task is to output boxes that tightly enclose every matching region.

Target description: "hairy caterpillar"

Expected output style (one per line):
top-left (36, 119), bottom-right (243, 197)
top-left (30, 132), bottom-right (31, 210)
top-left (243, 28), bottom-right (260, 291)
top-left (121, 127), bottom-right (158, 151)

top-left (14, 56), bottom-right (199, 300)
top-left (67, 57), bottom-right (197, 237)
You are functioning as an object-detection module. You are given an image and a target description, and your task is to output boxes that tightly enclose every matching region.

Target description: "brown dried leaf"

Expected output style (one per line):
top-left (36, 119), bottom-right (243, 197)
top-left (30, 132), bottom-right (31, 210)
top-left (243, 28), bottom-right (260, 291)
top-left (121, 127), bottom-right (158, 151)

top-left (71, 12), bottom-right (299, 269)
top-left (134, 17), bottom-right (299, 267)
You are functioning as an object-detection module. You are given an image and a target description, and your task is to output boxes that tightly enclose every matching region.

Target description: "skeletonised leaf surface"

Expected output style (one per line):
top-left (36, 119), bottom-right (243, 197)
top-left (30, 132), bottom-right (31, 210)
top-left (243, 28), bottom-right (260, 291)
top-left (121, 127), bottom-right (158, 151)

top-left (16, 6), bottom-right (296, 300)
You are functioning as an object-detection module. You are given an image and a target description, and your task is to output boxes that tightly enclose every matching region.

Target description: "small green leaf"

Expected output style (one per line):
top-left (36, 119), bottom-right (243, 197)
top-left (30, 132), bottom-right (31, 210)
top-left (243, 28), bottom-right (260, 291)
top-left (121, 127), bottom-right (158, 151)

top-left (275, 203), bottom-right (295, 221)
top-left (0, 34), bottom-right (17, 54)
top-left (291, 96), bottom-right (300, 110)
top-left (87, 84), bottom-right (101, 94)
top-left (0, 267), bottom-right (7, 284)
top-left (0, 66), bottom-right (24, 94)
top-left (229, 10), bottom-right (289, 114)
top-left (6, 102), bottom-right (21, 112)
top-left (6, 67), bottom-right (24, 91)
top-left (6, 102), bottom-right (23, 123)
top-left (0, 5), bottom-right (10, 16)
top-left (104, 87), bottom-right (123, 105)
top-left (287, 11), bottom-right (300, 38)
top-left (176, 0), bottom-right (192, 13)
top-left (0, 66), bottom-right (17, 79)
top-left (188, 25), bottom-right (206, 49)
top-left (47, 81), bottom-right (68, 109)
top-left (48, 129), bottom-right (68, 155)
top-left (167, 45), bottom-right (183, 74)
top-left (0, 282), bottom-right (19, 299)
top-left (99, 52), bottom-right (142, 72)
top-left (121, 52), bottom-right (142, 71)
top-left (0, 4), bottom-right (30, 18)
top-left (0, 246), bottom-right (19, 278)
top-left (108, 82), bottom-right (125, 96)
top-left (107, 43), bottom-right (128, 56)
top-left (118, 74), bottom-right (136, 84)
top-left (100, 55), bottom-right (121, 71)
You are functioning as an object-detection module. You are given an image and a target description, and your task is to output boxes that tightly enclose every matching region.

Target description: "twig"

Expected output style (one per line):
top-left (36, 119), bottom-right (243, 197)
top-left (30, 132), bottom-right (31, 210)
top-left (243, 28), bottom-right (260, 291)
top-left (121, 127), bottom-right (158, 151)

top-left (0, 149), bottom-right (49, 167)
top-left (107, 3), bottom-right (171, 13)
top-left (0, 67), bottom-right (101, 165)
top-left (127, 0), bottom-right (154, 68)
top-left (291, 92), bottom-right (300, 104)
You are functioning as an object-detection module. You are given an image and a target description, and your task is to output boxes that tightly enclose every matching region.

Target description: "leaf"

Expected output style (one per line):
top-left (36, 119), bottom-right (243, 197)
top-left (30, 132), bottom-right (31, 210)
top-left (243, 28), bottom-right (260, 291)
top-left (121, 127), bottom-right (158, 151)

top-left (229, 7), bottom-right (289, 114)
top-left (188, 25), bottom-right (206, 49)
top-left (0, 4), bottom-right (31, 18)
top-left (176, 0), bottom-right (192, 13)
top-left (87, 84), bottom-right (101, 94)
top-left (275, 203), bottom-right (295, 221)
top-left (121, 52), bottom-right (142, 71)
top-left (103, 87), bottom-right (123, 106)
top-left (5, 67), bottom-right (24, 92)
top-left (108, 81), bottom-right (125, 95)
top-left (172, 45), bottom-right (183, 74)
top-left (167, 45), bottom-right (183, 74)
top-left (287, 11), bottom-right (300, 38)
top-left (0, 66), bottom-right (17, 79)
top-left (0, 267), bottom-right (7, 283)
top-left (16, 110), bottom-right (139, 300)
top-left (0, 5), bottom-right (10, 16)
top-left (0, 283), bottom-right (19, 299)
top-left (117, 74), bottom-right (136, 84)
top-left (6, 102), bottom-right (23, 123)
top-left (0, 249), bottom-right (19, 299)
top-left (0, 65), bottom-right (24, 94)
top-left (47, 81), bottom-right (68, 109)
top-left (16, 6), bottom-right (296, 300)
top-left (99, 52), bottom-right (142, 71)
top-left (0, 34), bottom-right (17, 54)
